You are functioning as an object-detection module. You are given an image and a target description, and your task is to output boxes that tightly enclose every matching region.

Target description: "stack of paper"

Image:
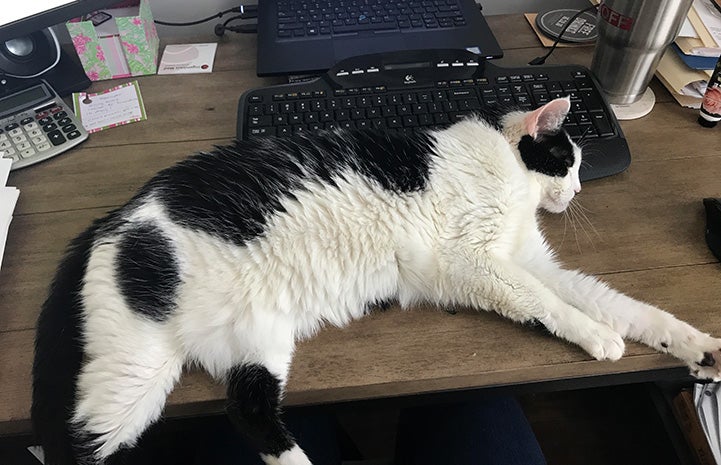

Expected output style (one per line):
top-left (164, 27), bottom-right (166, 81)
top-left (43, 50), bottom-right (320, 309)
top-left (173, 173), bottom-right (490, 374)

top-left (0, 157), bottom-right (19, 270)
top-left (656, 0), bottom-right (721, 108)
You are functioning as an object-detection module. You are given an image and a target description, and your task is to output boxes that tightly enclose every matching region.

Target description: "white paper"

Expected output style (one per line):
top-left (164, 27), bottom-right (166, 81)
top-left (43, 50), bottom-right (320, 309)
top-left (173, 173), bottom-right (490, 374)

top-left (0, 158), bottom-right (10, 186)
top-left (158, 43), bottom-right (218, 75)
top-left (695, 0), bottom-right (721, 46)
top-left (0, 158), bottom-right (19, 271)
top-left (679, 17), bottom-right (700, 38)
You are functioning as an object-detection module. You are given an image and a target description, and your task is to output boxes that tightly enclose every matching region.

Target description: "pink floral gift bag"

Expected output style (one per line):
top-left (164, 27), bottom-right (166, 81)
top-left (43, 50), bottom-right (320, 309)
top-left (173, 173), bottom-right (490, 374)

top-left (66, 0), bottom-right (159, 81)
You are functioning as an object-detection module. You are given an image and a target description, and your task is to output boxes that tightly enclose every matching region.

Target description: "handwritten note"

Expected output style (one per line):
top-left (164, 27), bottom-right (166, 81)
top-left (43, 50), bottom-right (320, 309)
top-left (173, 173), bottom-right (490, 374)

top-left (73, 81), bottom-right (147, 133)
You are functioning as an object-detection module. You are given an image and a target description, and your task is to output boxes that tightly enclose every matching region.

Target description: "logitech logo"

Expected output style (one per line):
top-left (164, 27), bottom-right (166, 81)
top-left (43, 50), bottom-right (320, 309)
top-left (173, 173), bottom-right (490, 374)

top-left (404, 74), bottom-right (416, 85)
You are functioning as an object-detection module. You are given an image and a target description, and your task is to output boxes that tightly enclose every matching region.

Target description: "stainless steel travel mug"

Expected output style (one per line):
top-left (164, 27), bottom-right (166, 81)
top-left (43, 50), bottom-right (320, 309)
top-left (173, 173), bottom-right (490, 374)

top-left (591, 0), bottom-right (693, 105)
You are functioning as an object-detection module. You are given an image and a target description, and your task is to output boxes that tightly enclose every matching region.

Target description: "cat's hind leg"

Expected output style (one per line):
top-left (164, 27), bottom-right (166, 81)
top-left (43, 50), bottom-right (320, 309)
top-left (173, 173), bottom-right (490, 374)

top-left (71, 328), bottom-right (184, 462)
top-left (225, 363), bottom-right (312, 465)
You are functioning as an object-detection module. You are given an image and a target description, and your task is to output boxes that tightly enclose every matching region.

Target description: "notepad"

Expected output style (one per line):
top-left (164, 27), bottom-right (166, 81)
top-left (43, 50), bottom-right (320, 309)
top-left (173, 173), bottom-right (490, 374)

top-left (0, 157), bottom-right (19, 270)
top-left (72, 81), bottom-right (147, 133)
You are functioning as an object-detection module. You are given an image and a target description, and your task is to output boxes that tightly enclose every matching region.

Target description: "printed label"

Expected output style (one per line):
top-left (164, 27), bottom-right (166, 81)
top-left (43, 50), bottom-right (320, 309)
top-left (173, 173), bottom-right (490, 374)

top-left (599, 3), bottom-right (634, 30)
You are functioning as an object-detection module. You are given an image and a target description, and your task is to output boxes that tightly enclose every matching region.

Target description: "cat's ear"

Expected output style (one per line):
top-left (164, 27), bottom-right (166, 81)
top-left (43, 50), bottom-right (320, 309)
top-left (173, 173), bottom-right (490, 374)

top-left (524, 97), bottom-right (571, 138)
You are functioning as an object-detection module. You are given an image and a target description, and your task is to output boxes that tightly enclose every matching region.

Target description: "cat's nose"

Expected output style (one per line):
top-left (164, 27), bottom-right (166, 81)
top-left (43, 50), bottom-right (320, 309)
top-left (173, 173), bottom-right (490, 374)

top-left (574, 185), bottom-right (582, 194)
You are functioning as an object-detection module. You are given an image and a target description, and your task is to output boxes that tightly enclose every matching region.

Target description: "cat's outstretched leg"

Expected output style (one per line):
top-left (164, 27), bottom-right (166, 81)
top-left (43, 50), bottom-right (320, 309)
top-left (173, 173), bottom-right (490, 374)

top-left (440, 250), bottom-right (625, 361)
top-left (225, 363), bottom-right (312, 465)
top-left (531, 261), bottom-right (721, 380)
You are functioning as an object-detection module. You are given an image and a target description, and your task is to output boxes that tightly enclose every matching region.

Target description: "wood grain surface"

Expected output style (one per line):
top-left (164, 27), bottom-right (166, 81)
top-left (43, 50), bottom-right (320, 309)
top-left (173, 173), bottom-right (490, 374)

top-left (1, 14), bottom-right (719, 435)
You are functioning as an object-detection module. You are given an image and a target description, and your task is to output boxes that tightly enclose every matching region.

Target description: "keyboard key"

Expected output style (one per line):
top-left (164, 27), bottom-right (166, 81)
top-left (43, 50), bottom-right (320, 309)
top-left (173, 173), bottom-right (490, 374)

top-left (591, 113), bottom-right (614, 136)
top-left (249, 127), bottom-right (275, 137)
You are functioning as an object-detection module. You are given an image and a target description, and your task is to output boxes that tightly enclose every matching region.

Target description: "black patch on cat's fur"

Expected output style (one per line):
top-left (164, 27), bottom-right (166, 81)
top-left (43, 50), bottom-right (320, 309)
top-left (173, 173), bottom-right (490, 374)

top-left (518, 131), bottom-right (575, 177)
top-left (141, 130), bottom-right (435, 245)
top-left (225, 364), bottom-right (296, 457)
top-left (116, 223), bottom-right (180, 321)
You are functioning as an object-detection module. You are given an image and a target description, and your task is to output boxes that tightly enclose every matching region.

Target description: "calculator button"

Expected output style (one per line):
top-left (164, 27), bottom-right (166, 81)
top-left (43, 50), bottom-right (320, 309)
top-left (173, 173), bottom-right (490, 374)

top-left (53, 111), bottom-right (68, 120)
top-left (20, 148), bottom-right (36, 158)
top-left (31, 135), bottom-right (47, 144)
top-left (9, 128), bottom-right (23, 137)
top-left (36, 142), bottom-right (51, 152)
top-left (43, 123), bottom-right (58, 132)
top-left (4, 123), bottom-right (19, 131)
top-left (50, 106), bottom-right (62, 114)
top-left (20, 117), bottom-right (34, 125)
top-left (58, 117), bottom-right (72, 126)
top-left (47, 130), bottom-right (66, 146)
top-left (24, 122), bottom-right (39, 131)
top-left (16, 141), bottom-right (31, 151)
top-left (0, 134), bottom-right (6, 142)
top-left (36, 112), bottom-right (49, 119)
top-left (0, 140), bottom-right (11, 150)
top-left (3, 147), bottom-right (16, 156)
top-left (39, 117), bottom-right (53, 125)
top-left (62, 123), bottom-right (77, 133)
top-left (12, 134), bottom-right (27, 143)
top-left (66, 130), bottom-right (82, 140)
top-left (27, 128), bottom-right (43, 138)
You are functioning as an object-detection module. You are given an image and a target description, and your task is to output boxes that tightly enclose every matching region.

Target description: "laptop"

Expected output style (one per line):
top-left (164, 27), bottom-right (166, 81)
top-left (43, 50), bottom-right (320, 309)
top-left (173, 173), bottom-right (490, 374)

top-left (256, 0), bottom-right (503, 76)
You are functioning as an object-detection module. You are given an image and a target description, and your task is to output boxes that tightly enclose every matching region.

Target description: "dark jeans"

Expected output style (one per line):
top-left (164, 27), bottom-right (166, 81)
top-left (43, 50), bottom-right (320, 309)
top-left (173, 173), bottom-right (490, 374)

top-left (198, 396), bottom-right (546, 465)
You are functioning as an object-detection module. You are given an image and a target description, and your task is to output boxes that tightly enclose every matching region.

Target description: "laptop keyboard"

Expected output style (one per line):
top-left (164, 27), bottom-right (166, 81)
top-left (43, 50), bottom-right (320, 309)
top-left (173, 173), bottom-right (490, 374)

top-left (237, 50), bottom-right (631, 181)
top-left (277, 0), bottom-right (466, 38)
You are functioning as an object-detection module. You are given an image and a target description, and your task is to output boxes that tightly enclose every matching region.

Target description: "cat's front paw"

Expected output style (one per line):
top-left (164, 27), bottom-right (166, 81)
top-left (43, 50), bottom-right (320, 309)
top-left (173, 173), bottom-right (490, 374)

top-left (693, 349), bottom-right (721, 381)
top-left (659, 324), bottom-right (721, 381)
top-left (579, 324), bottom-right (625, 361)
top-left (684, 336), bottom-right (721, 381)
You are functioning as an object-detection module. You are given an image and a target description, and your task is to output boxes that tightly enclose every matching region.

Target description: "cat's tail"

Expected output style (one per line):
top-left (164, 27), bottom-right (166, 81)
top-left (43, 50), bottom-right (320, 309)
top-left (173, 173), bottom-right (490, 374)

top-left (32, 225), bottom-right (96, 465)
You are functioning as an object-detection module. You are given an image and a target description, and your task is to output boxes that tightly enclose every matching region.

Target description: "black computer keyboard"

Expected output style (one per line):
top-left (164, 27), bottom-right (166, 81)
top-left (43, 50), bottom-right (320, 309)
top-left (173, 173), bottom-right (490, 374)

top-left (237, 49), bottom-right (631, 182)
top-left (277, 0), bottom-right (466, 38)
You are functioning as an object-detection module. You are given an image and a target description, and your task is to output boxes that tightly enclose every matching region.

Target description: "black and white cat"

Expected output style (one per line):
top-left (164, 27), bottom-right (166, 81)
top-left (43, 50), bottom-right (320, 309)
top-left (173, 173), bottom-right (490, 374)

top-left (32, 98), bottom-right (721, 465)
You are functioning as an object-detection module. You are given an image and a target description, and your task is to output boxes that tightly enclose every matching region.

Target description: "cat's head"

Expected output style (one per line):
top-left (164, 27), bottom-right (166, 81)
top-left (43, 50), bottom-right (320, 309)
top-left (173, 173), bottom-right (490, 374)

top-left (501, 98), bottom-right (581, 213)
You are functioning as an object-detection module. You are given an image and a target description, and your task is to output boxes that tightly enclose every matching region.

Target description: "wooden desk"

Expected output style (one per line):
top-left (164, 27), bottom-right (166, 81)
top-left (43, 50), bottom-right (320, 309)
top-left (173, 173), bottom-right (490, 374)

top-left (1, 15), bottom-right (720, 436)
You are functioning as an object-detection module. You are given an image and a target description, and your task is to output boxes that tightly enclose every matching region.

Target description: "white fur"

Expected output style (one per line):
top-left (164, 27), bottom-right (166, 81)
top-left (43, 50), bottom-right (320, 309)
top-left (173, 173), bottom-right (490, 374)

top-left (261, 445), bottom-right (313, 465)
top-left (72, 101), bottom-right (721, 463)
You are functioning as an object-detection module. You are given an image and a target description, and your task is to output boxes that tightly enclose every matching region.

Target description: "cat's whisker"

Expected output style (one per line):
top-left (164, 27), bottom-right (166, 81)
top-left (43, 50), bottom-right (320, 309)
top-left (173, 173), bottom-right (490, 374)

top-left (569, 200), bottom-right (599, 251)
top-left (566, 202), bottom-right (583, 253)
top-left (559, 209), bottom-right (570, 249)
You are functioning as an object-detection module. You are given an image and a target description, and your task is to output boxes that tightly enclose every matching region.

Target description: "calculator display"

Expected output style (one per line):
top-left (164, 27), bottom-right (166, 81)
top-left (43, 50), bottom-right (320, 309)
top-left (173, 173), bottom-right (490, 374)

top-left (0, 86), bottom-right (50, 115)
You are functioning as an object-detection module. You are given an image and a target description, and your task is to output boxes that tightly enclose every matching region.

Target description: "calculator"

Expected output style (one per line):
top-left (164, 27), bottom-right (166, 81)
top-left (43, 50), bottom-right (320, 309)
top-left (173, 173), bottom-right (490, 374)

top-left (0, 80), bottom-right (88, 171)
